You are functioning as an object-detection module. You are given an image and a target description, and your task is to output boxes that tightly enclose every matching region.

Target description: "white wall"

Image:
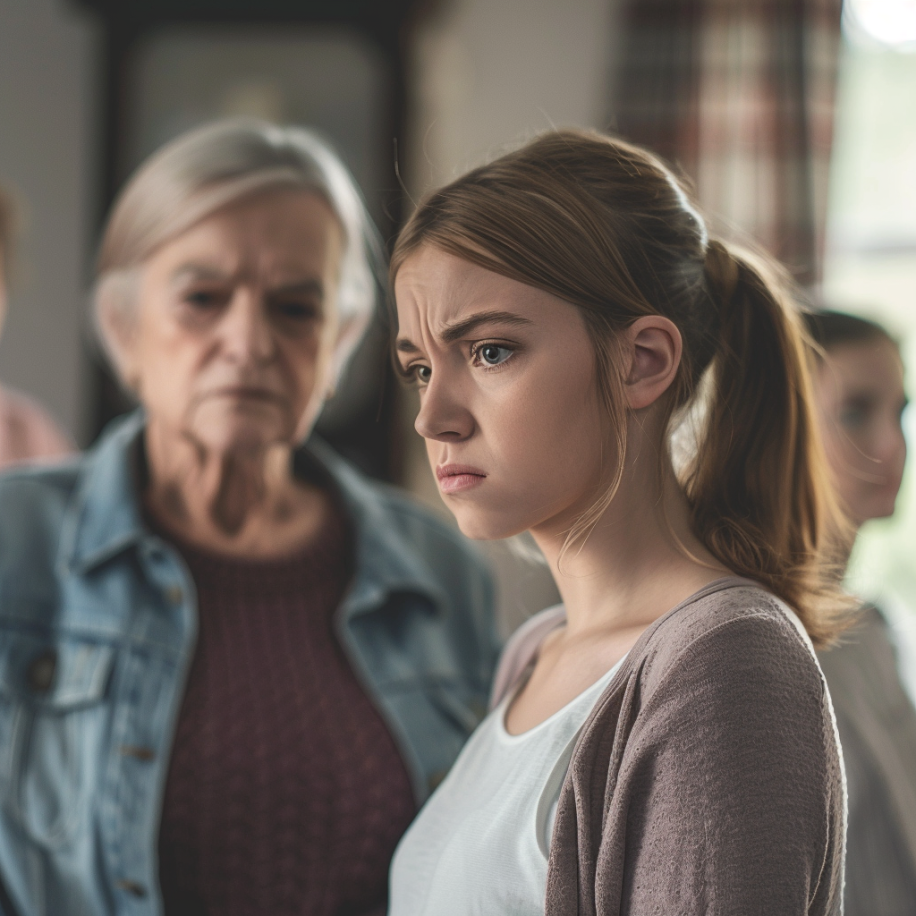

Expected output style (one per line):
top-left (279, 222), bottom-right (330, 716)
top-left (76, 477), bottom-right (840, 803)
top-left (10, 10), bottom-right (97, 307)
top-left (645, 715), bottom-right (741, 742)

top-left (0, 0), bottom-right (98, 442)
top-left (406, 0), bottom-right (620, 195)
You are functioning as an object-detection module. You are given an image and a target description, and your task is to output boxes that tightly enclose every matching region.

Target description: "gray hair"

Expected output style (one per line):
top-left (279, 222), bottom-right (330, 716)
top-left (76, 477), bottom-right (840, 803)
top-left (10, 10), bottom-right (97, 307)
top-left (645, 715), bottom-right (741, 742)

top-left (94, 118), bottom-right (382, 382)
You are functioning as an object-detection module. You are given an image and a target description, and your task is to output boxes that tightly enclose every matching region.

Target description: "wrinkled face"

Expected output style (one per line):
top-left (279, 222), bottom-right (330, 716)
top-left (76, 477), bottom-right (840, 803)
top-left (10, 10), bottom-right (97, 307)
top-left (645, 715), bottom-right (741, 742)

top-left (394, 244), bottom-right (609, 541)
top-left (125, 189), bottom-right (343, 455)
top-left (813, 337), bottom-right (907, 527)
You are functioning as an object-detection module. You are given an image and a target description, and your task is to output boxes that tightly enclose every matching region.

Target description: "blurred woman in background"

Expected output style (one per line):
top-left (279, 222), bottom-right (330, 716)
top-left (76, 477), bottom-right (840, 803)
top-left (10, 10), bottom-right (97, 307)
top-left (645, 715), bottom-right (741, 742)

top-left (0, 120), bottom-right (498, 916)
top-left (0, 184), bottom-right (72, 467)
top-left (806, 309), bottom-right (916, 916)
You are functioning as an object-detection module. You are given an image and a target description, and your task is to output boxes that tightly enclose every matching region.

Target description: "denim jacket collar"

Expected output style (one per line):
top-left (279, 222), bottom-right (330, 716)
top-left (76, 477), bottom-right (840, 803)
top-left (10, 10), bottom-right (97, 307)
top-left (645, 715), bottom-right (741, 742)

top-left (304, 438), bottom-right (449, 620)
top-left (58, 411), bottom-right (448, 620)
top-left (57, 411), bottom-right (148, 577)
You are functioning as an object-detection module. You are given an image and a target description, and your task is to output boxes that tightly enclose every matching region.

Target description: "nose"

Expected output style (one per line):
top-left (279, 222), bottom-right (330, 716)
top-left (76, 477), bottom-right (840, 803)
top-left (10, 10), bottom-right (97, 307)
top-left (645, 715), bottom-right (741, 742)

top-left (220, 290), bottom-right (275, 365)
top-left (876, 413), bottom-right (907, 467)
top-left (414, 373), bottom-right (475, 442)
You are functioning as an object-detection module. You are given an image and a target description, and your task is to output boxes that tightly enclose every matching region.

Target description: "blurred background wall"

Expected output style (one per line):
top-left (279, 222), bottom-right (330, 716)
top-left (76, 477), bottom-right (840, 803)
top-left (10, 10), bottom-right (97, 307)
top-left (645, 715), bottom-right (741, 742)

top-left (0, 0), bottom-right (98, 440)
top-left (404, 0), bottom-right (619, 195)
top-left (0, 0), bottom-right (915, 636)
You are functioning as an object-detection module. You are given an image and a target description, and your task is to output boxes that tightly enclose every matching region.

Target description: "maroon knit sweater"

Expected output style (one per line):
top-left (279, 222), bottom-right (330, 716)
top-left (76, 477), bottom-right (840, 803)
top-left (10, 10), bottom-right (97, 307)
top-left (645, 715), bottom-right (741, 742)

top-left (153, 507), bottom-right (417, 916)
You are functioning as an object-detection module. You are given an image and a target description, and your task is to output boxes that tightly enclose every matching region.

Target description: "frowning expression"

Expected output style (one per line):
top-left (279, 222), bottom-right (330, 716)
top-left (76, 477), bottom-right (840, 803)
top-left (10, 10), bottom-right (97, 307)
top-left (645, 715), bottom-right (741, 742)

top-left (127, 189), bottom-right (343, 455)
top-left (394, 245), bottom-right (609, 541)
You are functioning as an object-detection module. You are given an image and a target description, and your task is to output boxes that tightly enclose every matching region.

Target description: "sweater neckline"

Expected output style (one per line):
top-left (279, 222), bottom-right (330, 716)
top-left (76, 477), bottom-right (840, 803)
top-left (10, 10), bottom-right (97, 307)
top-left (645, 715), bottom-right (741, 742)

top-left (144, 500), bottom-right (351, 581)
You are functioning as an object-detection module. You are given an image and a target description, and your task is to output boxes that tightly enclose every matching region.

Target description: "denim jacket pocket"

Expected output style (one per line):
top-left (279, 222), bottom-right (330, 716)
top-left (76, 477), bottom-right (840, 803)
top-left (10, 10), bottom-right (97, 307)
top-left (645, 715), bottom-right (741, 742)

top-left (0, 630), bottom-right (116, 849)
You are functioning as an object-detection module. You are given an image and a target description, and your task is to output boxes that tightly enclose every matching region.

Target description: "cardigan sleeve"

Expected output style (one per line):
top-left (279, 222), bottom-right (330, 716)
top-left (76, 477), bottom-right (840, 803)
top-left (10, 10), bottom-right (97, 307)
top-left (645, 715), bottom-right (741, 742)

top-left (612, 613), bottom-right (844, 915)
top-left (550, 609), bottom-right (846, 916)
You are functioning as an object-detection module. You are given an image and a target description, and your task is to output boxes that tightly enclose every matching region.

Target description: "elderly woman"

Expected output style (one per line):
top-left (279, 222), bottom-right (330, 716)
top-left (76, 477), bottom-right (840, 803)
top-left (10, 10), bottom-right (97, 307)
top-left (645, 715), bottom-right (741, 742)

top-left (0, 121), bottom-right (498, 916)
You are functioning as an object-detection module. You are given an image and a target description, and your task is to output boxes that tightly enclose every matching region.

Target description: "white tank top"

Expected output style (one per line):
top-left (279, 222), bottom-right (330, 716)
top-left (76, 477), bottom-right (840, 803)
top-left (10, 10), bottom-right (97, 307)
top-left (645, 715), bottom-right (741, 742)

top-left (389, 654), bottom-right (627, 916)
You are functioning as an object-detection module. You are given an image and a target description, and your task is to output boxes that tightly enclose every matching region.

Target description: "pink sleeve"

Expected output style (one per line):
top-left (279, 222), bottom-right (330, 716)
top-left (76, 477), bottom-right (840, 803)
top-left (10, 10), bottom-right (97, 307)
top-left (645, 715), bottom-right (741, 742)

top-left (0, 387), bottom-right (74, 469)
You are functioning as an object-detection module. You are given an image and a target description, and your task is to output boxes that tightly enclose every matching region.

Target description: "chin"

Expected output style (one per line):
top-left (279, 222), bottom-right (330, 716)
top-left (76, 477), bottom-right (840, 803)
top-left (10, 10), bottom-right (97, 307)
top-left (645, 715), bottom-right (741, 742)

top-left (852, 497), bottom-right (896, 527)
top-left (193, 418), bottom-right (293, 455)
top-left (190, 399), bottom-right (297, 450)
top-left (447, 502), bottom-right (530, 542)
top-left (867, 502), bottom-right (898, 523)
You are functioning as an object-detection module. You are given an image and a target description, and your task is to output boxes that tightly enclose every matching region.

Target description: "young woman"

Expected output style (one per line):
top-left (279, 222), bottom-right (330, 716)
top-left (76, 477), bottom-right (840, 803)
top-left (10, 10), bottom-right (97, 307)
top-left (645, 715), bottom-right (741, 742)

top-left (806, 309), bottom-right (916, 916)
top-left (387, 131), bottom-right (848, 915)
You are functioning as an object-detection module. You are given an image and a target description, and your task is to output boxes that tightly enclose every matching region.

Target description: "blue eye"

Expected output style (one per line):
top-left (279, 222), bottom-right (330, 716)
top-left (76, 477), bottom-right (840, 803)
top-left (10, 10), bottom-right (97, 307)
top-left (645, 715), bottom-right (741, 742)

top-left (477, 344), bottom-right (512, 367)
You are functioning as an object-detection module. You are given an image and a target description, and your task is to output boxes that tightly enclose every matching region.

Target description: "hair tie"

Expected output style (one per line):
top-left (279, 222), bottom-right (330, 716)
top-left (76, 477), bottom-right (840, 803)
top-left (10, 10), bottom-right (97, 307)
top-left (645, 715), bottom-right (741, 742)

top-left (703, 239), bottom-right (739, 312)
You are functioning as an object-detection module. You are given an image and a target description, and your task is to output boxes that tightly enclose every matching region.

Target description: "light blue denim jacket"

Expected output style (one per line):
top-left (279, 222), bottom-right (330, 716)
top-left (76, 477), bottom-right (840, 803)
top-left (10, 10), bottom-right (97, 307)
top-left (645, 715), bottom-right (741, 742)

top-left (0, 412), bottom-right (499, 916)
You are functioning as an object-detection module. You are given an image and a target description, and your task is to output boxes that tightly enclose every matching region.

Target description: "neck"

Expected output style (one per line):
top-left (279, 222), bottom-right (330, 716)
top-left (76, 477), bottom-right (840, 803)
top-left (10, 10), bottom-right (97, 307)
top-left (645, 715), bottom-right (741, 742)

top-left (143, 418), bottom-right (300, 543)
top-left (835, 522), bottom-right (860, 581)
top-left (531, 431), bottom-right (730, 637)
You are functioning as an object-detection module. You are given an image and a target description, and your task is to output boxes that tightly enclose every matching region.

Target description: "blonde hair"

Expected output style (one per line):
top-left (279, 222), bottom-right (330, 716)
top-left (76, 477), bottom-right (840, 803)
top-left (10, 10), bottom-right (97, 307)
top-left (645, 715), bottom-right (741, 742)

top-left (391, 130), bottom-right (850, 645)
top-left (95, 118), bottom-right (381, 382)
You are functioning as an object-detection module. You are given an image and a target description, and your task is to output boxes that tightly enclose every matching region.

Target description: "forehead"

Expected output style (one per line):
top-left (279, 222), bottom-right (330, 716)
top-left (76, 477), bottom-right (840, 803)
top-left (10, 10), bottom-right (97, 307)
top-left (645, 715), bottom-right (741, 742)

top-left (829, 338), bottom-right (902, 379)
top-left (153, 189), bottom-right (343, 276)
top-left (394, 244), bottom-right (562, 335)
top-left (397, 246), bottom-right (510, 309)
top-left (820, 337), bottom-right (904, 397)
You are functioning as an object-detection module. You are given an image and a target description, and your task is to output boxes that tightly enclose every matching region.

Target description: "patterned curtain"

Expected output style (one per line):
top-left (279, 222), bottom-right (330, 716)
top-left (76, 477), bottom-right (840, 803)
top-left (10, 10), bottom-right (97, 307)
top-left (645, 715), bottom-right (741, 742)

top-left (613, 0), bottom-right (843, 286)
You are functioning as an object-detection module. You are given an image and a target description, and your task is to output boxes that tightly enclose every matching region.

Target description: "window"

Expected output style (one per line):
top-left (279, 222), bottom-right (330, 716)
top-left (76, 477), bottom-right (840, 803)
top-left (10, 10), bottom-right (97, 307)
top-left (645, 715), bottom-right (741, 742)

top-left (823, 0), bottom-right (916, 685)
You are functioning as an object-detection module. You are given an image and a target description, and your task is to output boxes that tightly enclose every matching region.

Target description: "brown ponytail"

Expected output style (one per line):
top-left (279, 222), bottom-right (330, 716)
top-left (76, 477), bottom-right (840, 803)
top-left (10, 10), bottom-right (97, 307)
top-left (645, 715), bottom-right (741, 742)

top-left (685, 242), bottom-right (850, 644)
top-left (391, 129), bottom-right (850, 644)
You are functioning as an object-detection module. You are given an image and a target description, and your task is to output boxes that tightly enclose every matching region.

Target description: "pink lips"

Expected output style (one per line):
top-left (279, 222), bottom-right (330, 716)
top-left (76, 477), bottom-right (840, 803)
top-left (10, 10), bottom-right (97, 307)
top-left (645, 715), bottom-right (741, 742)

top-left (436, 463), bottom-right (487, 494)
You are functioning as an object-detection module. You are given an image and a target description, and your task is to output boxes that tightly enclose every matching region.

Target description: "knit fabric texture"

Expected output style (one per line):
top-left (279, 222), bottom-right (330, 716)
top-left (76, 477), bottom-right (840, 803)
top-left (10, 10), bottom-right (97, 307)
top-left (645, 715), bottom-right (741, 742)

top-left (540, 580), bottom-right (845, 916)
top-left (154, 506), bottom-right (417, 916)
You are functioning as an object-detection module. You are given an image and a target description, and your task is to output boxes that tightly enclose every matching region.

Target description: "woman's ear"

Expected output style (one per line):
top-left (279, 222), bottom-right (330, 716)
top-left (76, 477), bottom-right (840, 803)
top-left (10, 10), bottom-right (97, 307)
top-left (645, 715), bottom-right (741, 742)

top-left (95, 273), bottom-right (142, 392)
top-left (623, 316), bottom-right (682, 410)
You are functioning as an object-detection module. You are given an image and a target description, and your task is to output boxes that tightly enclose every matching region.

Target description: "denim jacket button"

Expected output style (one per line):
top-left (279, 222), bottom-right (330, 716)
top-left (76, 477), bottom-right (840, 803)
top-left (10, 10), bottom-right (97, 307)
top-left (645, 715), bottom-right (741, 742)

top-left (27, 649), bottom-right (57, 693)
top-left (116, 879), bottom-right (148, 898)
top-left (119, 745), bottom-right (156, 762)
top-left (165, 585), bottom-right (184, 605)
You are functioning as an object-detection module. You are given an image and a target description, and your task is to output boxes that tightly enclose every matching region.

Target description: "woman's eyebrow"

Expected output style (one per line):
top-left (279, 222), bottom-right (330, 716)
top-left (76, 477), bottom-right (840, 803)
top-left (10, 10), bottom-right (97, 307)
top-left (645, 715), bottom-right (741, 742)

top-left (395, 338), bottom-right (420, 354)
top-left (170, 264), bottom-right (230, 284)
top-left (396, 310), bottom-right (532, 354)
top-left (169, 265), bottom-right (325, 299)
top-left (270, 278), bottom-right (325, 299)
top-left (439, 309), bottom-right (533, 343)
